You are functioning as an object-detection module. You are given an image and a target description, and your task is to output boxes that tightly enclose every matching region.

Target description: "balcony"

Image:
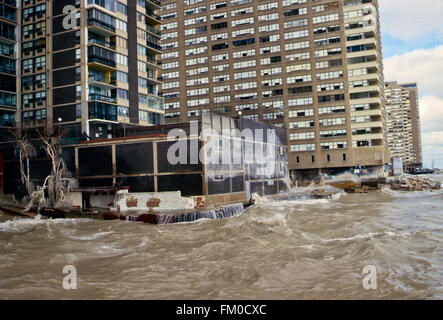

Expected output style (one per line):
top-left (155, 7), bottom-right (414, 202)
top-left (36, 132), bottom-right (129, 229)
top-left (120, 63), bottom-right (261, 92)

top-left (148, 96), bottom-right (164, 111)
top-left (88, 75), bottom-right (116, 89)
top-left (87, 17), bottom-right (116, 37)
top-left (0, 30), bottom-right (16, 44)
top-left (145, 0), bottom-right (161, 10)
top-left (345, 24), bottom-right (376, 36)
top-left (352, 133), bottom-right (384, 141)
top-left (146, 25), bottom-right (161, 37)
top-left (347, 48), bottom-right (379, 60)
top-left (351, 109), bottom-right (382, 117)
top-left (88, 55), bottom-right (116, 69)
top-left (1, 0), bottom-right (17, 7)
top-left (0, 65), bottom-right (15, 75)
top-left (145, 56), bottom-right (162, 68)
top-left (145, 75), bottom-right (162, 85)
top-left (349, 84), bottom-right (381, 94)
top-left (0, 9), bottom-right (16, 22)
top-left (351, 121), bottom-right (383, 129)
top-left (89, 93), bottom-right (117, 104)
top-left (88, 45), bottom-right (116, 69)
top-left (0, 92), bottom-right (16, 109)
top-left (88, 38), bottom-right (116, 50)
top-left (145, 11), bottom-right (161, 24)
top-left (146, 40), bottom-right (162, 53)
top-left (344, 4), bottom-right (377, 23)
top-left (346, 37), bottom-right (377, 49)
top-left (88, 101), bottom-right (117, 122)
top-left (0, 46), bottom-right (14, 57)
top-left (0, 118), bottom-right (14, 127)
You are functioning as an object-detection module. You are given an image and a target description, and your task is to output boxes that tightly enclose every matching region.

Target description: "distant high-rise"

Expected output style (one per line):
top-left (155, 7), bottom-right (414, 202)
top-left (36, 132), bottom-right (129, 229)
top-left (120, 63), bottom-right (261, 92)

top-left (385, 81), bottom-right (423, 166)
top-left (0, 0), bottom-right (164, 141)
top-left (159, 0), bottom-right (390, 176)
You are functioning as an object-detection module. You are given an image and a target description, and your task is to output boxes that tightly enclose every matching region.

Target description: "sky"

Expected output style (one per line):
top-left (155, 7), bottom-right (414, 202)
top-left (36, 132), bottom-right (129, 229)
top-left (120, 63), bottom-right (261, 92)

top-left (379, 0), bottom-right (443, 169)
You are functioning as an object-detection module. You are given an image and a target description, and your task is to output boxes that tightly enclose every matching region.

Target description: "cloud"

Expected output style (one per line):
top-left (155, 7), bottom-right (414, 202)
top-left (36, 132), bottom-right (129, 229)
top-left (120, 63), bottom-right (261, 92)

top-left (420, 97), bottom-right (443, 168)
top-left (383, 45), bottom-right (443, 97)
top-left (384, 46), bottom-right (443, 168)
top-left (420, 96), bottom-right (443, 133)
top-left (380, 0), bottom-right (443, 42)
top-left (422, 131), bottom-right (443, 167)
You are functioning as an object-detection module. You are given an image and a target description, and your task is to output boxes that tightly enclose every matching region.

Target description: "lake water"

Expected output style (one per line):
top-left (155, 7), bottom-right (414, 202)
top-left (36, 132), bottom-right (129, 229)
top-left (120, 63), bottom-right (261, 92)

top-left (1, 175), bottom-right (442, 299)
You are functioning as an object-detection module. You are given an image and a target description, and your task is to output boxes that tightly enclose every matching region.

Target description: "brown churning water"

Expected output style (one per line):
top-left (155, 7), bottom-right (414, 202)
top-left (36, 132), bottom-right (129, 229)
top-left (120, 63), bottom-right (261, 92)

top-left (0, 175), bottom-right (442, 300)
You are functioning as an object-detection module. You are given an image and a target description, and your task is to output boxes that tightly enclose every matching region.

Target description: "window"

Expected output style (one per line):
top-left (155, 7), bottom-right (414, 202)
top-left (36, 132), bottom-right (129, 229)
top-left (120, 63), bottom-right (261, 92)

top-left (116, 2), bottom-right (127, 15)
top-left (118, 88), bottom-right (128, 100)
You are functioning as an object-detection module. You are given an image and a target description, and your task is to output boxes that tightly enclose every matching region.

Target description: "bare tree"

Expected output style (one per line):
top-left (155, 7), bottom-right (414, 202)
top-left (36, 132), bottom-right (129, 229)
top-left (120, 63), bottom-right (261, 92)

top-left (33, 126), bottom-right (76, 210)
top-left (10, 129), bottom-right (36, 197)
top-left (11, 126), bottom-right (76, 211)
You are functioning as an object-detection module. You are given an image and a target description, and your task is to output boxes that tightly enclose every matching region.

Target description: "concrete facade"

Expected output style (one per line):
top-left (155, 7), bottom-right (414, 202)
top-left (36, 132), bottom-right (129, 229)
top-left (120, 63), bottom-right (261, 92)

top-left (1, 0), bottom-right (164, 141)
top-left (0, 0), bottom-right (17, 134)
top-left (159, 0), bottom-right (390, 176)
top-left (114, 190), bottom-right (195, 211)
top-left (385, 81), bottom-right (423, 165)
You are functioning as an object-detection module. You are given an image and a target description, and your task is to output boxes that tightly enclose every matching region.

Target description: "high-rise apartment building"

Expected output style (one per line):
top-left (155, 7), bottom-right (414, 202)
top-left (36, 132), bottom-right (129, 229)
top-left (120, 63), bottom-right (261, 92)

top-left (385, 81), bottom-right (422, 165)
top-left (160, 0), bottom-right (390, 176)
top-left (0, 0), bottom-right (164, 141)
top-left (0, 0), bottom-right (17, 133)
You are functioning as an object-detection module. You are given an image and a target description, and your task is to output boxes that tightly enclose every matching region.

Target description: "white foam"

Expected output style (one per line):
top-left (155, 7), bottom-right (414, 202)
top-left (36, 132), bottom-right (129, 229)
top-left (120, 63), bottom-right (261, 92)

top-left (320, 230), bottom-right (412, 244)
top-left (330, 192), bottom-right (345, 200)
top-left (0, 216), bottom-right (91, 233)
top-left (254, 212), bottom-right (288, 227)
top-left (65, 231), bottom-right (114, 241)
top-left (298, 244), bottom-right (319, 251)
top-left (0, 216), bottom-right (45, 233)
top-left (321, 232), bottom-right (383, 243)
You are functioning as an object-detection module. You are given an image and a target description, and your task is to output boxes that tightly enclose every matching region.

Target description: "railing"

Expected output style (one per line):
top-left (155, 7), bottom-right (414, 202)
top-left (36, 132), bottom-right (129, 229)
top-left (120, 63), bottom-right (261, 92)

top-left (148, 96), bottom-right (164, 111)
top-left (89, 94), bottom-right (117, 104)
top-left (0, 31), bottom-right (16, 41)
top-left (0, 66), bottom-right (15, 74)
top-left (0, 48), bottom-right (14, 56)
top-left (88, 38), bottom-right (115, 49)
top-left (146, 56), bottom-right (161, 66)
top-left (87, 18), bottom-right (116, 33)
top-left (146, 11), bottom-right (161, 21)
top-left (0, 120), bottom-right (15, 127)
top-left (88, 102), bottom-right (117, 122)
top-left (146, 40), bottom-right (162, 51)
top-left (88, 54), bottom-right (116, 68)
top-left (146, 25), bottom-right (161, 36)
top-left (146, 0), bottom-right (161, 7)
top-left (0, 12), bottom-right (16, 22)
top-left (2, 0), bottom-right (17, 6)
top-left (88, 75), bottom-right (117, 86)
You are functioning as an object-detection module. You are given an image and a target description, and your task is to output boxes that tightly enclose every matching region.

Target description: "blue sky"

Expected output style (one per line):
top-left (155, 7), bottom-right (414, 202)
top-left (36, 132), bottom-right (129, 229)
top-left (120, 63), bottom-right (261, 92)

top-left (379, 0), bottom-right (443, 169)
top-left (382, 32), bottom-right (442, 58)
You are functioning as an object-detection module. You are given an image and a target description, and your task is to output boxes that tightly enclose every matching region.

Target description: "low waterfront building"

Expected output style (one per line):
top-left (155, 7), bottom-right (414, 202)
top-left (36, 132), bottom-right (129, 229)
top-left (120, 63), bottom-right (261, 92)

top-left (1, 113), bottom-right (289, 210)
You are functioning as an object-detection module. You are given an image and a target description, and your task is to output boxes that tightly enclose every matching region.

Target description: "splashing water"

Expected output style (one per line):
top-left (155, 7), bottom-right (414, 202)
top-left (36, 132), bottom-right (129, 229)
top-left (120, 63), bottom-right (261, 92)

top-left (0, 175), bottom-right (442, 299)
